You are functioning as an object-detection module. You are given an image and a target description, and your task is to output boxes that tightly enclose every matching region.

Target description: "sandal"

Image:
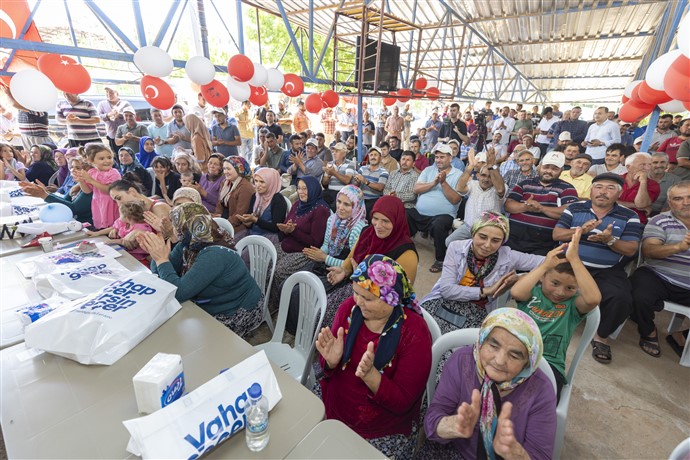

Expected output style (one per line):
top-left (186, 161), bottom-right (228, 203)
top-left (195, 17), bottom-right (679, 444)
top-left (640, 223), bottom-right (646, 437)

top-left (665, 330), bottom-right (688, 358)
top-left (429, 261), bottom-right (443, 273)
top-left (591, 340), bottom-right (612, 364)
top-left (639, 332), bottom-right (661, 358)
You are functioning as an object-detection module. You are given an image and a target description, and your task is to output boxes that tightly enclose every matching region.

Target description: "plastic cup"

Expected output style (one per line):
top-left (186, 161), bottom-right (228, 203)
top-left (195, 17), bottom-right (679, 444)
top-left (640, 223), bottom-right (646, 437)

top-left (38, 236), bottom-right (53, 252)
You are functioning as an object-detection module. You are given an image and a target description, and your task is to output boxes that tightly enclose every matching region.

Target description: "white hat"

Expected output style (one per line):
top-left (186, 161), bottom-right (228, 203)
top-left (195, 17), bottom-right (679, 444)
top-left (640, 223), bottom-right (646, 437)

top-left (541, 151), bottom-right (565, 168)
top-left (305, 138), bottom-right (318, 147)
top-left (558, 131), bottom-right (572, 141)
top-left (211, 107), bottom-right (226, 115)
top-left (475, 151), bottom-right (488, 163)
top-left (634, 136), bottom-right (644, 144)
top-left (433, 143), bottom-right (452, 155)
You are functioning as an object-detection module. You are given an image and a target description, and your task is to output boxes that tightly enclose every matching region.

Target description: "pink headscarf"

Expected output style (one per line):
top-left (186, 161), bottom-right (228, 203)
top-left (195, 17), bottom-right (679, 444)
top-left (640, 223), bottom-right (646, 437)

top-left (253, 168), bottom-right (281, 216)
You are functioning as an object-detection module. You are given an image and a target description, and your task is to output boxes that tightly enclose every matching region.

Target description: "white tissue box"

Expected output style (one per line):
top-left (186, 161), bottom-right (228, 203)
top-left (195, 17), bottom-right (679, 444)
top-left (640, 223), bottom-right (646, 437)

top-left (132, 353), bottom-right (185, 414)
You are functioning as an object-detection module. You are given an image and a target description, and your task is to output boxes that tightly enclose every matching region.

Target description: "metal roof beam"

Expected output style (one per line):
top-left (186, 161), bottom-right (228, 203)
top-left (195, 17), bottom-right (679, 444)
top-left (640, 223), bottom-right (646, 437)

top-left (465, 0), bottom-right (661, 24)
top-left (528, 74), bottom-right (635, 80)
top-left (84, 0), bottom-right (139, 53)
top-left (153, 0), bottom-right (184, 47)
top-left (275, 0), bottom-right (311, 77)
top-left (417, 55), bottom-right (643, 70)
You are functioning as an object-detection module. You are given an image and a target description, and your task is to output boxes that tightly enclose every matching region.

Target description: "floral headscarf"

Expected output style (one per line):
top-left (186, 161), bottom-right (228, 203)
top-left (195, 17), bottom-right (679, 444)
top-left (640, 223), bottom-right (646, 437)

top-left (170, 202), bottom-right (234, 274)
top-left (327, 185), bottom-right (366, 257)
top-left (471, 211), bottom-right (510, 244)
top-left (225, 156), bottom-right (251, 178)
top-left (340, 254), bottom-right (420, 373)
top-left (473, 307), bottom-right (543, 460)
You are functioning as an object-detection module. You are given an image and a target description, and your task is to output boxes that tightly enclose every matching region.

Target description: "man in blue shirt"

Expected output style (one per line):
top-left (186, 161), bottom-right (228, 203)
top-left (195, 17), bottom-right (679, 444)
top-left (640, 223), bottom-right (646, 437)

top-left (210, 108), bottom-right (241, 157)
top-left (407, 143), bottom-right (463, 272)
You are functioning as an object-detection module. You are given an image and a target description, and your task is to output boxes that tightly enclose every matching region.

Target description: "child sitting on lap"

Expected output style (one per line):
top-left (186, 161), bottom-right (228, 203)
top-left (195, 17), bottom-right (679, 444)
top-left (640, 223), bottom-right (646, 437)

top-left (88, 201), bottom-right (153, 266)
top-left (510, 227), bottom-right (601, 400)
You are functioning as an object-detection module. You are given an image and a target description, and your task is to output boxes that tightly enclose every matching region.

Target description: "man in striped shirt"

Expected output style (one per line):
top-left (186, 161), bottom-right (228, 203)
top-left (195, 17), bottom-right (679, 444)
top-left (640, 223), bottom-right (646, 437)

top-left (55, 93), bottom-right (101, 147)
top-left (505, 151), bottom-right (579, 255)
top-left (630, 181), bottom-right (690, 358)
top-left (553, 173), bottom-right (642, 364)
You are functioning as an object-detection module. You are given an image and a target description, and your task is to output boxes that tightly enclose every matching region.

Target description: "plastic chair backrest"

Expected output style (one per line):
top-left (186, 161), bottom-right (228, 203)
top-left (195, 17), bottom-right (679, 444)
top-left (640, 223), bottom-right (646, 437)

top-left (284, 194), bottom-right (293, 213)
top-left (427, 328), bottom-right (479, 402)
top-left (669, 437), bottom-right (690, 460)
top-left (234, 235), bottom-right (277, 331)
top-left (566, 307), bottom-right (600, 384)
top-left (422, 309), bottom-right (442, 345)
top-left (272, 271), bottom-right (327, 359)
top-left (213, 217), bottom-right (235, 238)
top-left (48, 170), bottom-right (59, 187)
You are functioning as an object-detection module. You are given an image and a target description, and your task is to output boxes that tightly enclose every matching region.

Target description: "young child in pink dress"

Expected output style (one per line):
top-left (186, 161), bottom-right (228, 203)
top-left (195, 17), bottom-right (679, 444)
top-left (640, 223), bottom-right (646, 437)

top-left (74, 144), bottom-right (121, 229)
top-left (88, 201), bottom-right (153, 266)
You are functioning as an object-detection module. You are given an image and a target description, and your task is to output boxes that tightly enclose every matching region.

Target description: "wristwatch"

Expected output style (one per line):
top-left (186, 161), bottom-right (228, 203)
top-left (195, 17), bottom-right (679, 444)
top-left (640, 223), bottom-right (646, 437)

top-left (489, 165), bottom-right (498, 170)
top-left (606, 236), bottom-right (619, 246)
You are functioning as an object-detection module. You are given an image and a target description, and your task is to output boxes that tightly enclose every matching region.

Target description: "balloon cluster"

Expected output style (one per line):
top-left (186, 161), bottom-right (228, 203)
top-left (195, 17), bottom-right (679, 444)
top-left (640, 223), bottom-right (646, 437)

top-left (382, 79), bottom-right (440, 107)
top-left (301, 90), bottom-right (340, 114)
top-left (618, 15), bottom-right (690, 123)
top-left (225, 54), bottom-right (303, 106)
top-left (9, 54), bottom-right (92, 112)
top-left (134, 46), bottom-right (176, 110)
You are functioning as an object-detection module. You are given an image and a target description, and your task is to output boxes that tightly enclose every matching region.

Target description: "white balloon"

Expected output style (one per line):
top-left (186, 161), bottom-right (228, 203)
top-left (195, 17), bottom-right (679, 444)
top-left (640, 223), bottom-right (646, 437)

top-left (185, 56), bottom-right (215, 85)
top-left (265, 68), bottom-right (284, 91)
top-left (227, 77), bottom-right (251, 101)
top-left (678, 13), bottom-right (690, 58)
top-left (133, 46), bottom-right (173, 78)
top-left (9, 69), bottom-right (57, 112)
top-left (249, 63), bottom-right (268, 87)
top-left (658, 99), bottom-right (686, 113)
top-left (623, 79), bottom-right (644, 98)
top-left (645, 49), bottom-right (682, 91)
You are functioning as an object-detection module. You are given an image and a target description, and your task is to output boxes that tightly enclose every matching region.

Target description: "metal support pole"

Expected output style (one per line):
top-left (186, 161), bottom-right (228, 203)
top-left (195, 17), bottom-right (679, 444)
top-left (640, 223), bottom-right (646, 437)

top-left (132, 0), bottom-right (147, 47)
top-left (451, 24), bottom-right (466, 98)
top-left (63, 0), bottom-right (82, 64)
top-left (153, 0), bottom-right (183, 47)
top-left (641, 108), bottom-right (660, 153)
top-left (309, 0), bottom-right (314, 75)
top-left (195, 0), bottom-right (210, 58)
top-left (236, 0), bottom-right (245, 54)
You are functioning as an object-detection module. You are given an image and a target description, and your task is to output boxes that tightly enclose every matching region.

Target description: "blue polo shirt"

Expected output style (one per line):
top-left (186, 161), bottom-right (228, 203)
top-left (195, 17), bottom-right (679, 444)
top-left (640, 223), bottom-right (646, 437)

top-left (211, 123), bottom-right (240, 157)
top-left (555, 200), bottom-right (642, 269)
top-left (415, 165), bottom-right (463, 217)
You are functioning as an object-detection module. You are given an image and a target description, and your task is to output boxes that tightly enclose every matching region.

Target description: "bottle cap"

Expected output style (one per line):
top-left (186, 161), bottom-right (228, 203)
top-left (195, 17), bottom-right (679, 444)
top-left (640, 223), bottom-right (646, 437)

top-left (248, 382), bottom-right (262, 399)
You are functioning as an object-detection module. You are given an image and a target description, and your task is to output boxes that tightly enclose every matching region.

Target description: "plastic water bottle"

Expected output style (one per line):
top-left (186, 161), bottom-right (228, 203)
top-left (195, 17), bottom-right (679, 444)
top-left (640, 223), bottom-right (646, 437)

top-left (245, 383), bottom-right (269, 451)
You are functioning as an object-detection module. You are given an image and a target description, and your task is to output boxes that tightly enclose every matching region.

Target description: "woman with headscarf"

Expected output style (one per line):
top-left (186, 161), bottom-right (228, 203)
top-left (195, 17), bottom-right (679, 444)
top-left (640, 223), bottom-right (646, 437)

top-left (54, 147), bottom-right (80, 194)
top-left (316, 254), bottom-right (432, 459)
top-left (234, 167), bottom-right (287, 244)
top-left (172, 187), bottom-right (203, 207)
top-left (136, 136), bottom-right (159, 169)
top-left (322, 195), bottom-right (418, 329)
top-left (422, 211), bottom-right (544, 334)
top-left (25, 144), bottom-right (57, 184)
top-left (139, 202), bottom-right (264, 339)
top-left (215, 156), bottom-right (254, 234)
top-left (197, 153), bottom-right (224, 212)
top-left (423, 308), bottom-right (556, 460)
top-left (183, 113), bottom-right (213, 172)
top-left (119, 146), bottom-right (153, 195)
top-left (54, 148), bottom-right (69, 186)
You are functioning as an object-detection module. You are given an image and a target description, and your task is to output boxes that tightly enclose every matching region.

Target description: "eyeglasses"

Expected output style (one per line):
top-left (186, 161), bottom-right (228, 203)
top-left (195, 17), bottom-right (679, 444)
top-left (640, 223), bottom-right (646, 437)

top-left (297, 187), bottom-right (308, 192)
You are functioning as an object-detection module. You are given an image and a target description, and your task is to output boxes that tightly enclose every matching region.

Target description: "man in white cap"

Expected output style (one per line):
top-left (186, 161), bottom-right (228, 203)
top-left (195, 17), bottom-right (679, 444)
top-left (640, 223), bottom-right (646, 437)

top-left (504, 150), bottom-right (579, 255)
top-left (115, 106), bottom-right (147, 152)
top-left (321, 141), bottom-right (355, 210)
top-left (354, 146), bottom-right (389, 218)
top-left (407, 143), bottom-right (463, 272)
top-left (556, 131), bottom-right (572, 149)
top-left (286, 137), bottom-right (323, 184)
top-left (210, 108), bottom-right (241, 157)
top-left (97, 86), bottom-right (133, 155)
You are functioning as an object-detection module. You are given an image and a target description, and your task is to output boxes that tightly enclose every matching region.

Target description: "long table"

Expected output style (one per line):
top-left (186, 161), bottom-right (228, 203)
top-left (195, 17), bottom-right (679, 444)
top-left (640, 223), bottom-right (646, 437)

top-left (0, 300), bottom-right (326, 459)
top-left (0, 227), bottom-right (90, 257)
top-left (285, 420), bottom-right (388, 459)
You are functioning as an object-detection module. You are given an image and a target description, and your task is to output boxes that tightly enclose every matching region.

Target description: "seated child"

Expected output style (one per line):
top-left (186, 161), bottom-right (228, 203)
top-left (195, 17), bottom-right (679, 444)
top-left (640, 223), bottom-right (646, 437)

top-left (87, 201), bottom-right (154, 266)
top-left (179, 171), bottom-right (196, 188)
top-left (510, 227), bottom-right (601, 400)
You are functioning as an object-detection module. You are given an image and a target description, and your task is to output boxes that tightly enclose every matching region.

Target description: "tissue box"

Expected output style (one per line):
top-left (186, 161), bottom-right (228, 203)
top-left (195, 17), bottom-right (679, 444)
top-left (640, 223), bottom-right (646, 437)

top-left (133, 353), bottom-right (185, 414)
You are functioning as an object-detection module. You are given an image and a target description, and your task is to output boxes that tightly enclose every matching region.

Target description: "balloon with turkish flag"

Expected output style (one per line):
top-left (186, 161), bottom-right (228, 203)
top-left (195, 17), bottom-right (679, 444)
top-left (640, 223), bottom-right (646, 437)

top-left (37, 53), bottom-right (91, 94)
top-left (426, 87), bottom-right (440, 100)
top-left (397, 88), bottom-right (411, 102)
top-left (201, 79), bottom-right (229, 108)
top-left (636, 81), bottom-right (672, 106)
top-left (304, 93), bottom-right (323, 114)
top-left (140, 75), bottom-right (175, 110)
top-left (663, 55), bottom-right (690, 102)
top-left (227, 54), bottom-right (254, 82)
top-left (321, 90), bottom-right (339, 108)
top-left (618, 100), bottom-right (655, 124)
top-left (414, 78), bottom-right (427, 90)
top-left (281, 73), bottom-right (304, 97)
top-left (248, 85), bottom-right (268, 106)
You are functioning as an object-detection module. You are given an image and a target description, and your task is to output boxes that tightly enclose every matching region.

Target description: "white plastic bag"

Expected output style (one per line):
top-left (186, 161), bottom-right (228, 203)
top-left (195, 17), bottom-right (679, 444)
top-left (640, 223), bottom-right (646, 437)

top-left (123, 351), bottom-right (282, 459)
top-left (24, 272), bottom-right (182, 365)
top-left (33, 258), bottom-right (131, 299)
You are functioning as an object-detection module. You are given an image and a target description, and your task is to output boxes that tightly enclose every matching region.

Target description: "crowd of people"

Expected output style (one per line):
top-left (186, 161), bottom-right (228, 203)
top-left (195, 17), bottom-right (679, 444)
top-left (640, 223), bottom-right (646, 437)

top-left (3, 85), bottom-right (689, 459)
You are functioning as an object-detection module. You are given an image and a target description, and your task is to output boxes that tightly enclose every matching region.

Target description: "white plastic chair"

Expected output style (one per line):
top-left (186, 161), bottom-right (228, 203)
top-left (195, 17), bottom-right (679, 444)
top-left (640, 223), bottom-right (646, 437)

top-left (212, 217), bottom-right (234, 238)
top-left (426, 328), bottom-right (478, 402)
top-left (48, 170), bottom-right (59, 187)
top-left (234, 235), bottom-right (277, 332)
top-left (664, 301), bottom-right (690, 367)
top-left (283, 194), bottom-right (293, 212)
top-left (255, 271), bottom-right (327, 386)
top-left (421, 308), bottom-right (442, 345)
top-left (553, 307), bottom-right (601, 459)
top-left (669, 437), bottom-right (690, 460)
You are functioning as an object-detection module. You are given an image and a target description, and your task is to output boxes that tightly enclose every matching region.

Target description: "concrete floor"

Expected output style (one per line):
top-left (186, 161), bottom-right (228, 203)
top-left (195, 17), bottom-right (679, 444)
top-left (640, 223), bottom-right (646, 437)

top-left (250, 234), bottom-right (690, 459)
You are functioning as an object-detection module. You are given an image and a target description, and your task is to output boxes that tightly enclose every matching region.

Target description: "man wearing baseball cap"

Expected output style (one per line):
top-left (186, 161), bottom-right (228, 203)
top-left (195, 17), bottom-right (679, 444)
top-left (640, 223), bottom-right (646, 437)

top-left (97, 86), bottom-right (134, 155)
top-left (321, 142), bottom-right (356, 210)
top-left (408, 142), bottom-right (464, 272)
top-left (560, 153), bottom-right (593, 199)
top-left (210, 108), bottom-right (241, 157)
top-left (115, 106), bottom-right (147, 153)
top-left (504, 151), bottom-right (579, 255)
top-left (554, 172), bottom-right (642, 364)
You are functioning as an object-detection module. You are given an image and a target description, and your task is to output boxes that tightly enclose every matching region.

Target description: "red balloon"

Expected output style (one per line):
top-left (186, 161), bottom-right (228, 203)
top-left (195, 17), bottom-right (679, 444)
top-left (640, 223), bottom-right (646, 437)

top-left (637, 81), bottom-right (671, 106)
top-left (281, 73), bottom-right (304, 97)
top-left (248, 85), bottom-right (268, 106)
top-left (321, 89), bottom-right (339, 108)
top-left (227, 54), bottom-right (254, 82)
top-left (414, 78), bottom-right (427, 90)
top-left (630, 82), bottom-right (643, 103)
top-left (201, 79), bottom-right (229, 108)
top-left (140, 75), bottom-right (175, 110)
top-left (304, 93), bottom-right (323, 114)
top-left (383, 95), bottom-right (397, 106)
top-left (621, 95), bottom-right (630, 104)
top-left (618, 100), bottom-right (655, 124)
top-left (663, 55), bottom-right (690, 102)
top-left (684, 100), bottom-right (690, 111)
top-left (37, 53), bottom-right (91, 94)
top-left (397, 88), bottom-right (411, 102)
top-left (426, 87), bottom-right (440, 100)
